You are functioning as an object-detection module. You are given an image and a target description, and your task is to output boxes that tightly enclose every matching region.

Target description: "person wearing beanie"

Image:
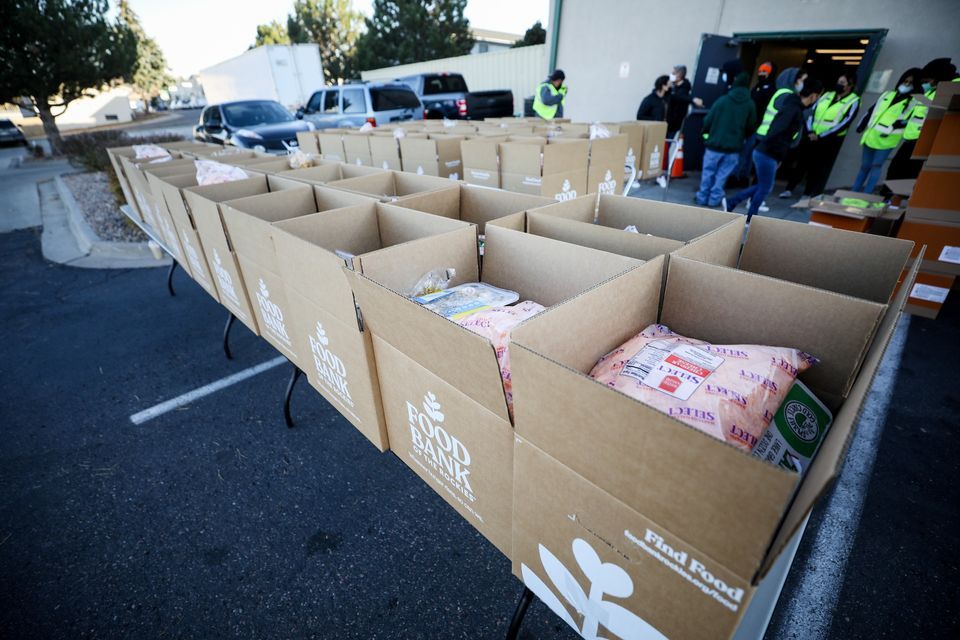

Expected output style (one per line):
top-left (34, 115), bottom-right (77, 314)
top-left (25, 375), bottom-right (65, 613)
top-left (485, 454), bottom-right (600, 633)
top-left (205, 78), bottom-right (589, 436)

top-left (533, 69), bottom-right (567, 120)
top-left (696, 72), bottom-right (757, 208)
top-left (726, 79), bottom-right (823, 222)
top-left (781, 72), bottom-right (860, 198)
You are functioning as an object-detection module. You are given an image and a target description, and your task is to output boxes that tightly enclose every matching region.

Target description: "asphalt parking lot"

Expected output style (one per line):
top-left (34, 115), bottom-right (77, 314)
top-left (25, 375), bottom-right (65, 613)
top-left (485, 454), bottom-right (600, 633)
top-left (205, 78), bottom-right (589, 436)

top-left (1, 202), bottom-right (959, 638)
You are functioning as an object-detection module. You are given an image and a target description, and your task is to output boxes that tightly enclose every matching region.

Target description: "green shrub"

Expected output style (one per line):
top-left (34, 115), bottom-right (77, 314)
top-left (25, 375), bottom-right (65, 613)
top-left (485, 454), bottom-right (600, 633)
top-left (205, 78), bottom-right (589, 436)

top-left (60, 130), bottom-right (187, 172)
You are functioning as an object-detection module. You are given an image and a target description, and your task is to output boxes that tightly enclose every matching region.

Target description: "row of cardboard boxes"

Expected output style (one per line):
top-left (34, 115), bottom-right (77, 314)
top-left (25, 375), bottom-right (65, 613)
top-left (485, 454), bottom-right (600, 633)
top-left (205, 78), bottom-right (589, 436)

top-left (293, 119), bottom-right (668, 198)
top-left (109, 140), bottom-right (919, 640)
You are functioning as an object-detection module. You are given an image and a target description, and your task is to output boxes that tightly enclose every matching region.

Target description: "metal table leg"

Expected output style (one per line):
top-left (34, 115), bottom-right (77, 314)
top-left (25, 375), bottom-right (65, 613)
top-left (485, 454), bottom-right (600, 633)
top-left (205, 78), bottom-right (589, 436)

top-left (283, 362), bottom-right (303, 429)
top-left (166, 261), bottom-right (177, 296)
top-left (506, 587), bottom-right (534, 640)
top-left (223, 312), bottom-right (236, 360)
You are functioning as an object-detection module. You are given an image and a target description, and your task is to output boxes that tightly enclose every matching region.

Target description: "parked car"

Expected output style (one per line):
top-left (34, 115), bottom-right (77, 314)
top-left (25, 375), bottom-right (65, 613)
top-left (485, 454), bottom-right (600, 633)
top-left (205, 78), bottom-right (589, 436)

top-left (295, 82), bottom-right (423, 129)
top-left (0, 119), bottom-right (27, 147)
top-left (193, 100), bottom-right (314, 153)
top-left (397, 73), bottom-right (513, 120)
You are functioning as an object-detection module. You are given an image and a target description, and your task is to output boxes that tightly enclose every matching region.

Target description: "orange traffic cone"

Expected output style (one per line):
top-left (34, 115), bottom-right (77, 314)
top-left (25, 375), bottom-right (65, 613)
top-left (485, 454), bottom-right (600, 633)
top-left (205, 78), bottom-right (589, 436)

top-left (670, 134), bottom-right (686, 179)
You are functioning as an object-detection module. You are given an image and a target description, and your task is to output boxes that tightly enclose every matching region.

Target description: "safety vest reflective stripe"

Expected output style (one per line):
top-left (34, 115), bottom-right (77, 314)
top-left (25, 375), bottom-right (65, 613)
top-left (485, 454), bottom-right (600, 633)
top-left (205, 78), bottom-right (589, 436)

top-left (862, 91), bottom-right (910, 149)
top-left (756, 88), bottom-right (792, 137)
top-left (904, 88), bottom-right (936, 141)
top-left (533, 82), bottom-right (563, 120)
top-left (812, 92), bottom-right (860, 136)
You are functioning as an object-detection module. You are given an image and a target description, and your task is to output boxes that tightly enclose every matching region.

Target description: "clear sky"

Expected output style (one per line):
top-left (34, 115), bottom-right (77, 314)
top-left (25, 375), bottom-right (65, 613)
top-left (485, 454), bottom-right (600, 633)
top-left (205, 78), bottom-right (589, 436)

top-left (124, 0), bottom-right (550, 78)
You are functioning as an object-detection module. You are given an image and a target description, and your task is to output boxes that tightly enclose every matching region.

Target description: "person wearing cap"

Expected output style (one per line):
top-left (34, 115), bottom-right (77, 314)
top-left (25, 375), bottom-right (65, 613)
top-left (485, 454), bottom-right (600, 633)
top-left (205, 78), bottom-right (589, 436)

top-left (781, 72), bottom-right (860, 198)
top-left (887, 58), bottom-right (957, 181)
top-left (696, 72), bottom-right (757, 208)
top-left (732, 62), bottom-right (778, 186)
top-left (636, 75), bottom-right (671, 122)
top-left (666, 64), bottom-right (704, 139)
top-left (533, 69), bottom-right (567, 121)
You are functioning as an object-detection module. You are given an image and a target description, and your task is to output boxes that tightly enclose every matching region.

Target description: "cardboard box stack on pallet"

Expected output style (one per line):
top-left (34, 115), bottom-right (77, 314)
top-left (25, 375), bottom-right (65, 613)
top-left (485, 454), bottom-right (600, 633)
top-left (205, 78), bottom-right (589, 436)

top-left (895, 80), bottom-right (960, 319)
top-left (107, 134), bottom-right (920, 639)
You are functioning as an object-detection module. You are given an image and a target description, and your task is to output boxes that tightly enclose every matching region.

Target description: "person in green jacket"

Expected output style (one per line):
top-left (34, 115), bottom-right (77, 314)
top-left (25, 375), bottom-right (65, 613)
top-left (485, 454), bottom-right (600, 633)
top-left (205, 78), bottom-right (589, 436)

top-left (696, 72), bottom-right (757, 208)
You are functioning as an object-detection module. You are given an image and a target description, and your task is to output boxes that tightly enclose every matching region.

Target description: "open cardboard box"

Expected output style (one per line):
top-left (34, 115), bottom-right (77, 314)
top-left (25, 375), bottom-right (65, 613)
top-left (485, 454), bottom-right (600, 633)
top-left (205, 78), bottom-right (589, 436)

top-left (508, 237), bottom-right (920, 639)
top-left (326, 170), bottom-right (457, 202)
top-left (219, 186), bottom-right (374, 365)
top-left (797, 189), bottom-right (903, 235)
top-left (296, 131), bottom-right (320, 155)
top-left (118, 154), bottom-right (192, 226)
top-left (587, 135), bottom-right (629, 195)
top-left (182, 175), bottom-right (301, 333)
top-left (460, 135), bottom-right (509, 188)
top-left (392, 183), bottom-right (552, 236)
top-left (492, 194), bottom-right (743, 262)
top-left (341, 131), bottom-right (374, 166)
top-left (107, 146), bottom-right (147, 217)
top-left (270, 201), bottom-right (475, 451)
top-left (240, 156), bottom-right (304, 175)
top-left (399, 135), bottom-right (464, 179)
top-left (345, 226), bottom-right (642, 556)
top-left (269, 162), bottom-right (386, 187)
top-left (500, 137), bottom-right (589, 201)
top-left (318, 131), bottom-right (347, 162)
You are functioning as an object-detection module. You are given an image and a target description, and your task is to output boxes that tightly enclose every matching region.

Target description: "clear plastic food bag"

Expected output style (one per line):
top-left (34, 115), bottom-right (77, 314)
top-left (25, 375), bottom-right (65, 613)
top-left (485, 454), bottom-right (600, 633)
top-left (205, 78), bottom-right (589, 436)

top-left (195, 160), bottom-right (249, 186)
top-left (287, 150), bottom-right (314, 169)
top-left (406, 268), bottom-right (456, 298)
top-left (133, 144), bottom-right (170, 160)
top-left (414, 283), bottom-right (519, 320)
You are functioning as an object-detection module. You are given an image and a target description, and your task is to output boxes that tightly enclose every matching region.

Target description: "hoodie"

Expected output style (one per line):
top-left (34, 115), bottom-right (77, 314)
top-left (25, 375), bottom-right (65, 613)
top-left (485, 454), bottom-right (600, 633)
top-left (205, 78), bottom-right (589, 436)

top-left (758, 92), bottom-right (806, 160)
top-left (702, 73), bottom-right (757, 152)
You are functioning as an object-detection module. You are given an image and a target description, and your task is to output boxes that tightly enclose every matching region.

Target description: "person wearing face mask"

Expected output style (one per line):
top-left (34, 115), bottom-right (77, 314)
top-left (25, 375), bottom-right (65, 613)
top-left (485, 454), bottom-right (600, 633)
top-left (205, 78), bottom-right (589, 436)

top-left (666, 65), bottom-right (704, 139)
top-left (636, 75), bottom-right (671, 122)
top-left (852, 68), bottom-right (921, 193)
top-left (725, 79), bottom-right (823, 222)
top-left (887, 58), bottom-right (957, 181)
top-left (781, 73), bottom-right (860, 198)
top-left (751, 62), bottom-right (778, 121)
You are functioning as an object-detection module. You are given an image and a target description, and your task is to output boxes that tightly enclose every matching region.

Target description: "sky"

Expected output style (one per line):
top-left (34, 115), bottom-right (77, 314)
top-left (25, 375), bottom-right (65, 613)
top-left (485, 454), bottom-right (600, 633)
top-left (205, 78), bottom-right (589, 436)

top-left (125, 0), bottom-right (550, 78)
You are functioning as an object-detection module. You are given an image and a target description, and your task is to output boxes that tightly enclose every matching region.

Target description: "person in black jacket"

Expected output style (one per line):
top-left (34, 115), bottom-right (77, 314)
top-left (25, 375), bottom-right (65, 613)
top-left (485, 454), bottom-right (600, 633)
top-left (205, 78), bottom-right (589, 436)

top-left (637, 75), bottom-right (670, 122)
top-left (666, 65), bottom-right (703, 138)
top-left (726, 79), bottom-right (823, 221)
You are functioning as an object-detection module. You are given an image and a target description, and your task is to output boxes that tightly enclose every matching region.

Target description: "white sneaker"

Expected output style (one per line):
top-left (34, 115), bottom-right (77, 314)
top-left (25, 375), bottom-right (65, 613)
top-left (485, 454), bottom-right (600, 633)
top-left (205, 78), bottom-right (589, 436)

top-left (779, 190), bottom-right (792, 198)
top-left (759, 200), bottom-right (770, 212)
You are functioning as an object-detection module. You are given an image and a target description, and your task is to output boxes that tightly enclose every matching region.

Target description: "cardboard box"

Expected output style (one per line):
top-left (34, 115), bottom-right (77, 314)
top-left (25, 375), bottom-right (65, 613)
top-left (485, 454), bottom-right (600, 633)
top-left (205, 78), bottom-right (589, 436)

top-left (906, 167), bottom-right (960, 222)
top-left (392, 183), bottom-right (552, 234)
top-left (151, 173), bottom-right (220, 301)
top-left (912, 81), bottom-right (960, 162)
top-left (182, 176), bottom-right (301, 333)
top-left (240, 156), bottom-right (303, 175)
top-left (346, 226), bottom-right (642, 555)
top-left (587, 135), bottom-right (629, 195)
top-left (296, 131), bottom-right (320, 155)
top-left (603, 123), bottom-right (645, 176)
top-left (508, 245), bottom-right (919, 639)
top-left (140, 161), bottom-right (211, 274)
top-left (326, 170), bottom-right (457, 202)
top-left (798, 190), bottom-right (904, 235)
top-left (119, 155), bottom-right (193, 227)
top-left (897, 218), bottom-right (960, 275)
top-left (399, 135), bottom-right (464, 179)
top-left (318, 131), bottom-right (347, 162)
top-left (460, 136), bottom-right (508, 188)
top-left (220, 186), bottom-right (374, 363)
top-left (500, 138), bottom-right (589, 201)
top-left (343, 132), bottom-right (373, 166)
top-left (106, 146), bottom-right (143, 216)
top-left (900, 269), bottom-right (954, 319)
top-left (271, 162), bottom-right (386, 187)
top-left (620, 121), bottom-right (667, 179)
top-left (493, 194), bottom-right (742, 262)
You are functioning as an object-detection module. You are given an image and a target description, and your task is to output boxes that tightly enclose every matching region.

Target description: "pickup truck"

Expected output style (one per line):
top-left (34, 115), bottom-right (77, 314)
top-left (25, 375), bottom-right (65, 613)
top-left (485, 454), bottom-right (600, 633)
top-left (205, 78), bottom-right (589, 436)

top-left (396, 73), bottom-right (513, 120)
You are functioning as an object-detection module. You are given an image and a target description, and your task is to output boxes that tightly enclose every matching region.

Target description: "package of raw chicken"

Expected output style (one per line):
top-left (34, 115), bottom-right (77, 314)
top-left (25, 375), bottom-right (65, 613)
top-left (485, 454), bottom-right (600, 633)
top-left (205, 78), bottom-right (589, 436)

top-left (456, 300), bottom-right (545, 419)
top-left (194, 160), bottom-right (249, 186)
top-left (589, 324), bottom-right (818, 452)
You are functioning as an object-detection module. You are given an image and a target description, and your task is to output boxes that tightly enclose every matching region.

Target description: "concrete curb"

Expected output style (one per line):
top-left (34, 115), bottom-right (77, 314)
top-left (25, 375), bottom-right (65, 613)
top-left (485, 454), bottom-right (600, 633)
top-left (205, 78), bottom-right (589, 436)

top-left (49, 175), bottom-right (170, 269)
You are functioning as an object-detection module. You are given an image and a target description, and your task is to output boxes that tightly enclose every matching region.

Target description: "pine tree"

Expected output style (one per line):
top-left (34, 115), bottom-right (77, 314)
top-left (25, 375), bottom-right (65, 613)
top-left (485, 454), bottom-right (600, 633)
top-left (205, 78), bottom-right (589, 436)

top-left (354, 0), bottom-right (474, 71)
top-left (0, 0), bottom-right (138, 154)
top-left (511, 21), bottom-right (546, 48)
top-left (119, 1), bottom-right (173, 112)
top-left (287, 0), bottom-right (363, 83)
top-left (253, 20), bottom-right (292, 47)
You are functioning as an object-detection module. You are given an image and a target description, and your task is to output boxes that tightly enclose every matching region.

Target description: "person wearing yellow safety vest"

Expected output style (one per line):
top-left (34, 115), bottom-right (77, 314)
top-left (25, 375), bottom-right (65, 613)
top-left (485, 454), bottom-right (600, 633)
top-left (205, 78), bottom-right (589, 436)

top-left (887, 58), bottom-right (958, 182)
top-left (852, 68), bottom-right (921, 194)
top-left (533, 69), bottom-right (567, 121)
top-left (781, 73), bottom-right (860, 198)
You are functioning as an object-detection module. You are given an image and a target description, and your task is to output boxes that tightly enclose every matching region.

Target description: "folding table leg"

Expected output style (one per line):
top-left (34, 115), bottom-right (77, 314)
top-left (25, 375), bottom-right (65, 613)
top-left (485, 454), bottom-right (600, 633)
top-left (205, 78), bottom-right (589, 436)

top-left (505, 587), bottom-right (534, 640)
top-left (223, 312), bottom-right (236, 360)
top-left (166, 261), bottom-right (177, 297)
top-left (283, 362), bottom-right (303, 429)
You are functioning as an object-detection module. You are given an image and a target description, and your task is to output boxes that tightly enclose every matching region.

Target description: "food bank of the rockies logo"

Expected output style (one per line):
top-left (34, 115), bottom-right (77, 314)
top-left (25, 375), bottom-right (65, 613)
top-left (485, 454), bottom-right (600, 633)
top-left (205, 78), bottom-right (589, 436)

top-left (308, 322), bottom-right (352, 407)
top-left (406, 392), bottom-right (474, 500)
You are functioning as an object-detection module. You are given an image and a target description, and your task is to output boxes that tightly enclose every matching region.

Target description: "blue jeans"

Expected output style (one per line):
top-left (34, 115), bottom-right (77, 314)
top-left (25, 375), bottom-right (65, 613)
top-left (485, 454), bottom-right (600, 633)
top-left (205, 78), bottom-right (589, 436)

top-left (728, 149), bottom-right (778, 221)
top-left (852, 145), bottom-right (893, 193)
top-left (735, 133), bottom-right (759, 180)
top-left (697, 149), bottom-right (739, 206)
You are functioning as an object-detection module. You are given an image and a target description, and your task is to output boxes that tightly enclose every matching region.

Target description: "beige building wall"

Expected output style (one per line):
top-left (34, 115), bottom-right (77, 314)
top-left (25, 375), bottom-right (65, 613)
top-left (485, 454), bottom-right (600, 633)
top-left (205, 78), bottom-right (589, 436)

top-left (548, 0), bottom-right (960, 187)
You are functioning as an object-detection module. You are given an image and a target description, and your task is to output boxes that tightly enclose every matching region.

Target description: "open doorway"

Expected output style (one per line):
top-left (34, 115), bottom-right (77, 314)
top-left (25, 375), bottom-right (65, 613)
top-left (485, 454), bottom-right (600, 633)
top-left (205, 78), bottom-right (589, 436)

top-left (685, 30), bottom-right (887, 173)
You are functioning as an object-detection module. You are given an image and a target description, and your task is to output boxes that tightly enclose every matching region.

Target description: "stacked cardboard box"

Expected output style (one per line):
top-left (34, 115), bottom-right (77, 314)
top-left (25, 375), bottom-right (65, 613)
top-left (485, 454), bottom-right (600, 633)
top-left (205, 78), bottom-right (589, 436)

top-left (507, 217), bottom-right (915, 639)
top-left (399, 134), bottom-right (464, 179)
top-left (499, 137), bottom-right (589, 201)
top-left (801, 190), bottom-right (904, 234)
top-left (326, 170), bottom-right (457, 202)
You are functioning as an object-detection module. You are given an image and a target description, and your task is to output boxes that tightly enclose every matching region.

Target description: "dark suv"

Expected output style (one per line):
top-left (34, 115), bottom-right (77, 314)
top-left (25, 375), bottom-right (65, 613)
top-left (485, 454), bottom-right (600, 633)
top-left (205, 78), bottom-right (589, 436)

top-left (194, 100), bottom-right (314, 153)
top-left (296, 82), bottom-right (423, 129)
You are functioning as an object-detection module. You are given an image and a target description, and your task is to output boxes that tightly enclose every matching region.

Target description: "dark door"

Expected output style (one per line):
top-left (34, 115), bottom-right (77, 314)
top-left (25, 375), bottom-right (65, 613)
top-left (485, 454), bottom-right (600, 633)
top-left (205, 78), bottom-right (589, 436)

top-left (684, 33), bottom-right (740, 170)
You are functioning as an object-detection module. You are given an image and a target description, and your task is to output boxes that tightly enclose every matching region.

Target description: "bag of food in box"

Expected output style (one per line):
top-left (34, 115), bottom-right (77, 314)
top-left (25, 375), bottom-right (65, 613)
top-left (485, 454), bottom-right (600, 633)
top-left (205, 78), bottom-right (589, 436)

top-left (753, 380), bottom-right (832, 473)
top-left (589, 324), bottom-right (818, 452)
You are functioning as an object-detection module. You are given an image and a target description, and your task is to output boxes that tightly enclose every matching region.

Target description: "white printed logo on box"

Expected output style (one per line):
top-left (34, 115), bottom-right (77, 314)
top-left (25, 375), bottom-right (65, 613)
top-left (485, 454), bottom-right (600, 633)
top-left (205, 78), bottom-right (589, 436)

top-left (308, 321), bottom-right (356, 419)
top-left (254, 278), bottom-right (292, 347)
top-left (181, 232), bottom-right (207, 284)
top-left (598, 169), bottom-right (616, 195)
top-left (521, 537), bottom-right (667, 639)
top-left (626, 147), bottom-right (637, 170)
top-left (649, 145), bottom-right (661, 169)
top-left (212, 248), bottom-right (240, 306)
top-left (405, 392), bottom-right (475, 502)
top-left (555, 179), bottom-right (578, 202)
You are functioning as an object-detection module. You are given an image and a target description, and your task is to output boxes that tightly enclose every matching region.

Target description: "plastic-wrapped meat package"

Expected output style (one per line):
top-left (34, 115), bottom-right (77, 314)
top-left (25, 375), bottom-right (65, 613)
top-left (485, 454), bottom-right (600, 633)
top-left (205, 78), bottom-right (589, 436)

top-left (195, 160), bottom-right (249, 186)
top-left (456, 301), bottom-right (546, 418)
top-left (589, 324), bottom-right (817, 452)
top-left (132, 144), bottom-right (170, 160)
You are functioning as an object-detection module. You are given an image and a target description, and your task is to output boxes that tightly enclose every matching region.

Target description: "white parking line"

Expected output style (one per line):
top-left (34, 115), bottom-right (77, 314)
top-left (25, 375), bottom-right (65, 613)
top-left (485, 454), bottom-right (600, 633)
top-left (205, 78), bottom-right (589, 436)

top-left (129, 356), bottom-right (288, 425)
top-left (776, 314), bottom-right (911, 639)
